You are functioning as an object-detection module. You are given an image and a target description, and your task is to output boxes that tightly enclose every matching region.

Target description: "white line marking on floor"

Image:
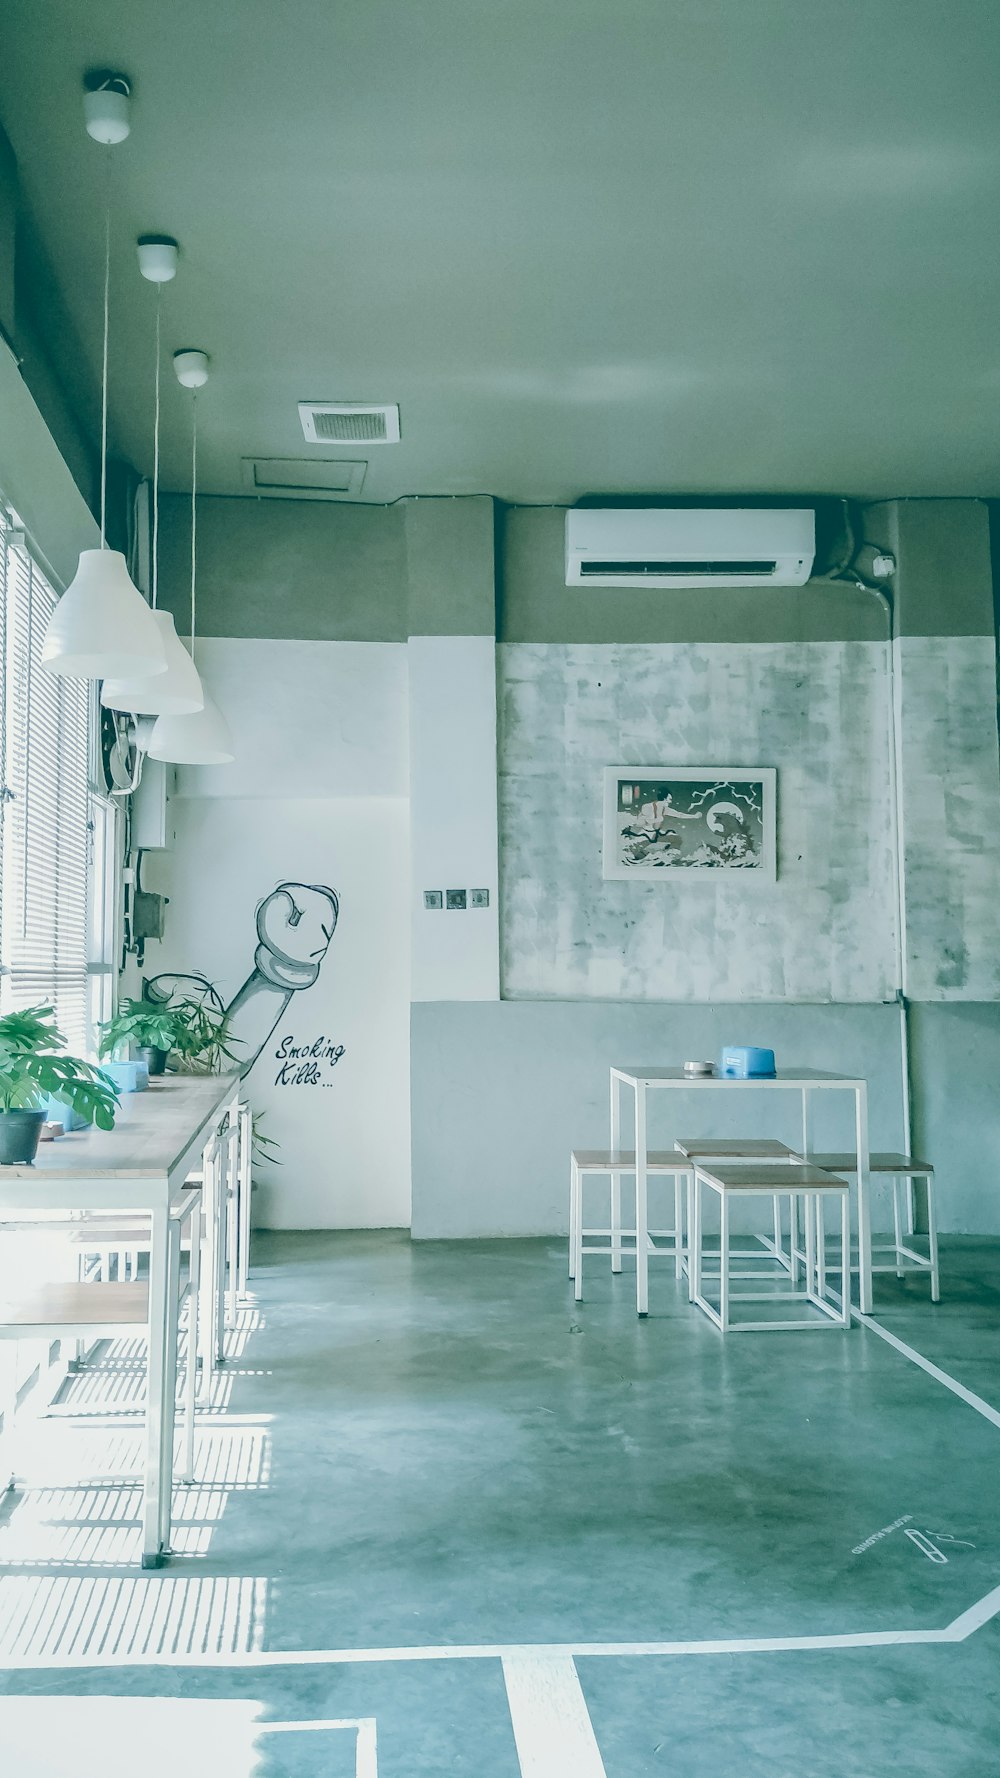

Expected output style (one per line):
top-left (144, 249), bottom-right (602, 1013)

top-left (4, 1305), bottom-right (1000, 1675)
top-left (943, 1581), bottom-right (1000, 1640)
top-left (0, 1624), bottom-right (958, 1669)
top-left (254, 1718), bottom-right (377, 1778)
top-left (502, 1656), bottom-right (607, 1778)
top-left (853, 1309), bottom-right (1000, 1430)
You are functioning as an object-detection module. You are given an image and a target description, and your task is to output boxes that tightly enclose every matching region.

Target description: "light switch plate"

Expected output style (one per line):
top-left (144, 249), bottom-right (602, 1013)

top-left (470, 888), bottom-right (490, 908)
top-left (423, 890), bottom-right (443, 910)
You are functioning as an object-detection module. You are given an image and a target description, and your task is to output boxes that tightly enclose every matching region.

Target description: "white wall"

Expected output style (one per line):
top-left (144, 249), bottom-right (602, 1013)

top-left (498, 641), bottom-right (897, 1002)
top-left (408, 635), bottom-right (500, 1000)
top-left (147, 639), bottom-right (410, 1229)
top-left (174, 638), bottom-right (408, 800)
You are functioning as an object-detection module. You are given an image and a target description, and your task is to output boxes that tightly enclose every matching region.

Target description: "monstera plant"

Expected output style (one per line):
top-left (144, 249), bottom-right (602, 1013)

top-left (98, 998), bottom-right (186, 1076)
top-left (0, 1004), bottom-right (120, 1165)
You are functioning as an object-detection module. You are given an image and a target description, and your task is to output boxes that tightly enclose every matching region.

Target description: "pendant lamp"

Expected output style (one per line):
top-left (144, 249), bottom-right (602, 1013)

top-left (148, 354), bottom-right (234, 766)
top-left (41, 76), bottom-right (167, 682)
top-left (102, 238), bottom-right (205, 716)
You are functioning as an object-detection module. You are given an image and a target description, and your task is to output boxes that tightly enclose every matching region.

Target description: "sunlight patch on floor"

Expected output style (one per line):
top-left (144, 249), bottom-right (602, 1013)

top-left (0, 1573), bottom-right (268, 1660)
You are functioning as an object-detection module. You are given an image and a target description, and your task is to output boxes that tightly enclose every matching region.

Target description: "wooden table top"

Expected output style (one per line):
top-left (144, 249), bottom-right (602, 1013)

top-left (0, 1072), bottom-right (239, 1183)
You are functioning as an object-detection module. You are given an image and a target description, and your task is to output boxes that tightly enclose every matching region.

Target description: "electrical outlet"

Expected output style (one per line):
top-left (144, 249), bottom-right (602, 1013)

top-left (423, 890), bottom-right (443, 910)
top-left (446, 890), bottom-right (467, 910)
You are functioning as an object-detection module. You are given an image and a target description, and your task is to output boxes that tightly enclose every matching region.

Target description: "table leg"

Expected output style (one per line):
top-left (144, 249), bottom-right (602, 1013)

top-left (200, 1141), bottom-right (219, 1377)
top-left (214, 1135), bottom-right (228, 1364)
top-left (182, 1201), bottom-right (200, 1482)
top-left (635, 1083), bottom-right (649, 1316)
top-left (719, 1188), bottom-right (730, 1333)
top-left (158, 1214), bottom-right (181, 1550)
top-left (226, 1124), bottom-right (240, 1329)
top-left (610, 1073), bottom-right (622, 1272)
top-left (794, 1088), bottom-right (814, 1284)
top-left (142, 1202), bottom-right (170, 1569)
top-left (686, 1170), bottom-right (696, 1302)
top-left (238, 1099), bottom-right (252, 1295)
top-left (855, 1085), bottom-right (873, 1314)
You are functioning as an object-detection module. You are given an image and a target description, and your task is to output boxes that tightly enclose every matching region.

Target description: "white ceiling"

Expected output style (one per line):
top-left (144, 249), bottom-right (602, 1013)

top-left (3, 0), bottom-right (1000, 503)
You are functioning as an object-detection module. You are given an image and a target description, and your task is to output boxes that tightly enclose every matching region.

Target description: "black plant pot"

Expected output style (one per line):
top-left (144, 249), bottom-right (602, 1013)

top-left (0, 1108), bottom-right (46, 1165)
top-left (136, 1045), bottom-right (168, 1076)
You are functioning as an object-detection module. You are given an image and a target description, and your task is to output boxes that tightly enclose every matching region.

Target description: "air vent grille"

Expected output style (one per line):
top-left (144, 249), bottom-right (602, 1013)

top-left (298, 402), bottom-right (400, 444)
top-left (581, 559), bottom-right (778, 579)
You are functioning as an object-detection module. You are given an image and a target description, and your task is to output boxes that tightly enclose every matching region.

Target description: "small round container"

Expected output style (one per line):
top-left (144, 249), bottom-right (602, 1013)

top-left (683, 1060), bottom-right (715, 1077)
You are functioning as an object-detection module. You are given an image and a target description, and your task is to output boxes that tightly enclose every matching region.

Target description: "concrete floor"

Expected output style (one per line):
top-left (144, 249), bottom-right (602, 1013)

top-left (0, 1231), bottom-right (999, 1775)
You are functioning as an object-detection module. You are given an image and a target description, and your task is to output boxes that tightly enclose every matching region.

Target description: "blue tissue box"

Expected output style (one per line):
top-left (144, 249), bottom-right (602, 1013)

top-left (720, 1046), bottom-right (776, 1079)
top-left (99, 1060), bottom-right (149, 1095)
top-left (44, 1094), bottom-right (90, 1131)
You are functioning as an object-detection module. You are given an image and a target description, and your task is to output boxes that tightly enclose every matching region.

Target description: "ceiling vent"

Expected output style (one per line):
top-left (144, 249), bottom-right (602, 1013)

top-left (298, 402), bottom-right (401, 444)
top-left (241, 457), bottom-right (367, 500)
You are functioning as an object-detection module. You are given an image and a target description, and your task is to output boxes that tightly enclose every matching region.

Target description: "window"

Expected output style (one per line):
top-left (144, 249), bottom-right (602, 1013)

top-left (0, 509), bottom-right (112, 1055)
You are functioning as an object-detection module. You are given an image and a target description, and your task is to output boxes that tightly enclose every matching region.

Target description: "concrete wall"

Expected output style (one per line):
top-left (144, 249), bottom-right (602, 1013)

top-left (0, 121), bottom-right (98, 535)
top-left (158, 493), bottom-right (409, 641)
top-left (0, 123), bottom-right (98, 584)
top-left (499, 640), bottom-right (895, 1002)
top-left (411, 1000), bottom-right (908, 1237)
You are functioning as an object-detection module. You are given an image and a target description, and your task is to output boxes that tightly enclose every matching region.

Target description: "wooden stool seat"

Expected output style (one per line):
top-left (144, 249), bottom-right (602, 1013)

top-left (0, 1282), bottom-right (149, 1338)
top-left (675, 1138), bottom-right (797, 1160)
top-left (571, 1149), bottom-right (691, 1172)
top-left (699, 1162), bottom-right (849, 1191)
top-left (797, 1151), bottom-right (933, 1175)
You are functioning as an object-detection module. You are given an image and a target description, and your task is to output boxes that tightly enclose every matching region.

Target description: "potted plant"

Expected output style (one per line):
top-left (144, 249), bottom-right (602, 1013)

top-left (170, 994), bottom-right (241, 1075)
top-left (98, 999), bottom-right (184, 1077)
top-left (0, 1005), bottom-right (120, 1166)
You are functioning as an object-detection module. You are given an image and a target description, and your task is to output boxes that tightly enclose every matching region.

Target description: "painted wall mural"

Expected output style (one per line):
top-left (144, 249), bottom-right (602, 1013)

top-left (145, 880), bottom-right (340, 1081)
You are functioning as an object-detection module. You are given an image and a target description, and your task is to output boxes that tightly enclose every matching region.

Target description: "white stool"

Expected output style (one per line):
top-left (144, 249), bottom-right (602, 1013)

top-left (569, 1151), bottom-right (690, 1300)
top-left (796, 1152), bottom-right (940, 1302)
top-left (689, 1162), bottom-right (852, 1333)
top-left (675, 1139), bottom-right (800, 1282)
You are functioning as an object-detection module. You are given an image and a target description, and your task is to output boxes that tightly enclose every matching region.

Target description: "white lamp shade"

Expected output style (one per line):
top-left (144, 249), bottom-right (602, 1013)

top-left (147, 694), bottom-right (234, 765)
top-left (101, 612), bottom-right (205, 715)
top-left (40, 549), bottom-right (168, 680)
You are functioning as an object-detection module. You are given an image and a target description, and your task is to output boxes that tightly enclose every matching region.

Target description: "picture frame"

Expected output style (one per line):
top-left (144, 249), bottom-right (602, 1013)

top-left (602, 766), bottom-right (777, 881)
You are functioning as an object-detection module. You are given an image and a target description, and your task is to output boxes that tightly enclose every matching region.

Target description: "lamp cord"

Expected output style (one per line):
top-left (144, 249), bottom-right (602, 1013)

top-left (151, 283), bottom-right (161, 608)
top-left (190, 391), bottom-right (197, 661)
top-left (99, 145), bottom-right (112, 549)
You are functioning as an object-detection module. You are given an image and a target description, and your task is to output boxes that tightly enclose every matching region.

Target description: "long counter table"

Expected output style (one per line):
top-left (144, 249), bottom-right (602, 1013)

top-left (0, 1071), bottom-right (241, 1566)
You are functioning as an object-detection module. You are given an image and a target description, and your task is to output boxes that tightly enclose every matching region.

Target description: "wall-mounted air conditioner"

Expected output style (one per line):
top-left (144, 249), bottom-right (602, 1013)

top-left (565, 508), bottom-right (816, 588)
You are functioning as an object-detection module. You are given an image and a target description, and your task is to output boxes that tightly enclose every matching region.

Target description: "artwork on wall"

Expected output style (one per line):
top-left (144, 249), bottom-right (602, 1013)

top-left (145, 880), bottom-right (340, 1077)
top-left (603, 767), bottom-right (776, 880)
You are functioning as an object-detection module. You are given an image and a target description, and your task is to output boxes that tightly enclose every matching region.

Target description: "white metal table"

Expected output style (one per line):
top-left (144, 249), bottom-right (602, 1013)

top-left (0, 1071), bottom-right (239, 1566)
top-left (609, 1066), bottom-right (872, 1317)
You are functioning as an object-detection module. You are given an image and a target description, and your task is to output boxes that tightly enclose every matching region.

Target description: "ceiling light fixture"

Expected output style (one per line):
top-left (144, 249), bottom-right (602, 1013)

top-left (40, 75), bottom-right (167, 682)
top-left (148, 354), bottom-right (234, 765)
top-left (101, 237), bottom-right (205, 716)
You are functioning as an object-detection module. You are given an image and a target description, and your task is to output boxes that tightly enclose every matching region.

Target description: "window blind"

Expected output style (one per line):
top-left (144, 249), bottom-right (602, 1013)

top-left (0, 512), bottom-right (93, 1055)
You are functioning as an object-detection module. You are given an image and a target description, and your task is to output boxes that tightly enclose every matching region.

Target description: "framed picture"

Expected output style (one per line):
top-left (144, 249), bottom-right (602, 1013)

top-left (603, 767), bottom-right (776, 880)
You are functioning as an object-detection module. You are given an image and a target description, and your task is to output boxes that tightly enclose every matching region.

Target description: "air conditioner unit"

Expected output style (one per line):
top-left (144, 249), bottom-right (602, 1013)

top-left (565, 508), bottom-right (815, 588)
